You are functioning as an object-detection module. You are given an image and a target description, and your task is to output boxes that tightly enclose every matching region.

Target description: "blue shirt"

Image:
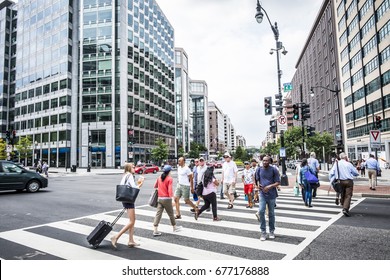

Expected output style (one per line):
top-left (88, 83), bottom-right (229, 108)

top-left (193, 166), bottom-right (198, 186)
top-left (308, 158), bottom-right (319, 174)
top-left (365, 158), bottom-right (380, 171)
top-left (329, 159), bottom-right (359, 182)
top-left (255, 166), bottom-right (280, 200)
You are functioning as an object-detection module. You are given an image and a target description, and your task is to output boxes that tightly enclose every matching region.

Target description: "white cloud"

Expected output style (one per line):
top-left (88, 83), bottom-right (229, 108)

top-left (158, 0), bottom-right (323, 146)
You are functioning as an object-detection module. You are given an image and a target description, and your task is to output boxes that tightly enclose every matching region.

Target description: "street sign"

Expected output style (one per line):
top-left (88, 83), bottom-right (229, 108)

top-left (370, 130), bottom-right (381, 149)
top-left (280, 147), bottom-right (286, 158)
top-left (283, 83), bottom-right (293, 92)
top-left (277, 115), bottom-right (287, 131)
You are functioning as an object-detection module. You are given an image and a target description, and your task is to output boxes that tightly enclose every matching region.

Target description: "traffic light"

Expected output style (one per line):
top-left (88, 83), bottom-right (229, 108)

top-left (337, 140), bottom-right (343, 147)
top-left (88, 146), bottom-right (92, 152)
top-left (269, 119), bottom-right (277, 133)
top-left (6, 130), bottom-right (10, 139)
top-left (375, 115), bottom-right (382, 129)
top-left (264, 97), bottom-right (272, 116)
top-left (307, 126), bottom-right (315, 137)
top-left (301, 103), bottom-right (310, 120)
top-left (12, 130), bottom-right (16, 138)
top-left (292, 104), bottom-right (299, 120)
top-left (88, 135), bottom-right (92, 143)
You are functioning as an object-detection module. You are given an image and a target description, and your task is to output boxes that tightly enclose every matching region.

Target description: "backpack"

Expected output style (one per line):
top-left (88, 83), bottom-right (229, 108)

top-left (304, 168), bottom-right (319, 184)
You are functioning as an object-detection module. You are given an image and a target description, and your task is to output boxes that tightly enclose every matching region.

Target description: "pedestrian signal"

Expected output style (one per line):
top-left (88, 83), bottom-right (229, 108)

top-left (264, 97), bottom-right (272, 116)
top-left (292, 104), bottom-right (299, 120)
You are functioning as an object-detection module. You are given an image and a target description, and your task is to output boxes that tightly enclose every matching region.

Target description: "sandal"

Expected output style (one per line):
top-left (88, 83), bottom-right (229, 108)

top-left (128, 242), bottom-right (140, 247)
top-left (175, 215), bottom-right (182, 219)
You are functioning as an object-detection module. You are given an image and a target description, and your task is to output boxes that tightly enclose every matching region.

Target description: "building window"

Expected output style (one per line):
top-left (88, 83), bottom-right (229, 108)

top-left (378, 20), bottom-right (390, 43)
top-left (364, 56), bottom-right (379, 76)
top-left (377, 0), bottom-right (390, 21)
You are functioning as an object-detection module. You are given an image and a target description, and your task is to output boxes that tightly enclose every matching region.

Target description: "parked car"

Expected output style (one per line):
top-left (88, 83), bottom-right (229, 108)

top-left (0, 160), bottom-right (48, 193)
top-left (134, 164), bottom-right (159, 174)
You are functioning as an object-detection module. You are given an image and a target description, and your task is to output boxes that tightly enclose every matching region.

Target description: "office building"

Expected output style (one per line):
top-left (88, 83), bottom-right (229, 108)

top-left (208, 101), bottom-right (225, 154)
top-left (190, 79), bottom-right (208, 149)
top-left (334, 0), bottom-right (390, 162)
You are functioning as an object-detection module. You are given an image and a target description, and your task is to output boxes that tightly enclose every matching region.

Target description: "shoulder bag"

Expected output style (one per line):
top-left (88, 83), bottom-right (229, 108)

top-left (304, 167), bottom-right (319, 184)
top-left (116, 174), bottom-right (140, 203)
top-left (148, 179), bottom-right (159, 207)
top-left (331, 161), bottom-right (342, 193)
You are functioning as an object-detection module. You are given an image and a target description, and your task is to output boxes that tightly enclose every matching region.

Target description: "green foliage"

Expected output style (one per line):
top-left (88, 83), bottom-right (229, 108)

top-left (188, 142), bottom-right (208, 158)
top-left (260, 141), bottom-right (279, 157)
top-left (14, 136), bottom-right (32, 162)
top-left (234, 146), bottom-right (244, 160)
top-left (177, 147), bottom-right (185, 158)
top-left (151, 138), bottom-right (169, 165)
top-left (0, 139), bottom-right (7, 160)
top-left (284, 126), bottom-right (305, 158)
top-left (306, 131), bottom-right (334, 160)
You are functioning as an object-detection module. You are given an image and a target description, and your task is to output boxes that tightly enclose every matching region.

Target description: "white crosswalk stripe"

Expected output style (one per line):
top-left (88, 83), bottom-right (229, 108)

top-left (0, 190), bottom-right (364, 260)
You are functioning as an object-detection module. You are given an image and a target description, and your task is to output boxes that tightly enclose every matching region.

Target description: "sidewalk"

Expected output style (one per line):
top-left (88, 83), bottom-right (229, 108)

top-left (290, 168), bottom-right (390, 198)
top-left (42, 166), bottom-right (389, 198)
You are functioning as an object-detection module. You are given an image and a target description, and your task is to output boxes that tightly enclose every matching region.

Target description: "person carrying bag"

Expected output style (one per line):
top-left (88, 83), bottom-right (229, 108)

top-left (110, 162), bottom-right (144, 249)
top-left (152, 165), bottom-right (183, 236)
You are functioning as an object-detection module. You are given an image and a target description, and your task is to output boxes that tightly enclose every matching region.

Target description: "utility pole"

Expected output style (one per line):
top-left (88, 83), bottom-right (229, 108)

top-left (300, 84), bottom-right (305, 159)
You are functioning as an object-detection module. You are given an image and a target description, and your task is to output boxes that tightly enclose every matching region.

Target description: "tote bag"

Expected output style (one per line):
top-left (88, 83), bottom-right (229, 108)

top-left (148, 189), bottom-right (158, 208)
top-left (116, 174), bottom-right (140, 203)
top-left (304, 169), bottom-right (319, 184)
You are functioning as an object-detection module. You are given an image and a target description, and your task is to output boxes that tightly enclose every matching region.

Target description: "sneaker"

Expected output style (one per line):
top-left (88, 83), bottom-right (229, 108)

top-left (268, 232), bottom-right (275, 239)
top-left (213, 217), bottom-right (221, 221)
top-left (153, 231), bottom-right (162, 236)
top-left (190, 208), bottom-right (195, 213)
top-left (255, 212), bottom-right (260, 222)
top-left (260, 233), bottom-right (267, 241)
top-left (342, 209), bottom-right (350, 217)
top-left (206, 207), bottom-right (211, 212)
top-left (173, 226), bottom-right (183, 232)
top-left (335, 197), bottom-right (339, 205)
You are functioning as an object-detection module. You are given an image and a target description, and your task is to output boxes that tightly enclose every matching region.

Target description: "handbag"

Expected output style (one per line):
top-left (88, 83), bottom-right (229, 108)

top-left (293, 182), bottom-right (300, 196)
top-left (116, 174), bottom-right (140, 203)
top-left (148, 189), bottom-right (158, 208)
top-left (377, 168), bottom-right (382, 177)
top-left (304, 168), bottom-right (319, 184)
top-left (331, 161), bottom-right (342, 193)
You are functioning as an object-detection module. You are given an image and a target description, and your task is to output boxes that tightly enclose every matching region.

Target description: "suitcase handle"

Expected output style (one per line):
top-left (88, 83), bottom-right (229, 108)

top-left (110, 208), bottom-right (126, 226)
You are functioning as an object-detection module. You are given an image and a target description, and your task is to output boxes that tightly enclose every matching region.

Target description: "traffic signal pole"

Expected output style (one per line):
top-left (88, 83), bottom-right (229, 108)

top-left (300, 84), bottom-right (305, 159)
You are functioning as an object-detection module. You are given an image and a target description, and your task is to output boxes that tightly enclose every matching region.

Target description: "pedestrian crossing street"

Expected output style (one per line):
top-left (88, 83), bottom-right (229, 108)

top-left (0, 189), bottom-right (363, 260)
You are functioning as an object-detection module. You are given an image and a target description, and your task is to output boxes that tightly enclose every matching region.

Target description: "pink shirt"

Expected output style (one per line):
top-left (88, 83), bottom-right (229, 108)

top-left (202, 178), bottom-right (217, 196)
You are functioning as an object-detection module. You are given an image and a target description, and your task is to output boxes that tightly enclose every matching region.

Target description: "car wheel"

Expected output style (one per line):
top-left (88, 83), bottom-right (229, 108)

top-left (26, 180), bottom-right (41, 193)
top-left (138, 170), bottom-right (143, 174)
top-left (153, 169), bottom-right (157, 173)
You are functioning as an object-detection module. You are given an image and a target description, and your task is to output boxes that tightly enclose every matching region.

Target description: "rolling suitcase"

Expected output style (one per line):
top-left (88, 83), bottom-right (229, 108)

top-left (87, 208), bottom-right (126, 248)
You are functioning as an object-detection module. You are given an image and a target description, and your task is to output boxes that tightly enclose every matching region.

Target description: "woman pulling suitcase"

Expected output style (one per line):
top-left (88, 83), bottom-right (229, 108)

top-left (110, 162), bottom-right (144, 248)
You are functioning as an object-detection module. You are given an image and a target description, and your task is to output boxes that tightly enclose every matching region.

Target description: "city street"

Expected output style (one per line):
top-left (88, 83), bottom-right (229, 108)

top-left (0, 170), bottom-right (389, 260)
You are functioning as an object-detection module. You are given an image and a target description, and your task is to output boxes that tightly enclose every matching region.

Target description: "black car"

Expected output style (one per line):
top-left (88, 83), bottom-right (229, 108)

top-left (0, 160), bottom-right (48, 193)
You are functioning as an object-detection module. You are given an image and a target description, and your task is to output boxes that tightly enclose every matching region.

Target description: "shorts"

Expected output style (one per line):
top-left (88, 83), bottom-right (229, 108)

top-left (223, 182), bottom-right (235, 195)
top-left (174, 184), bottom-right (191, 200)
top-left (122, 202), bottom-right (135, 209)
top-left (244, 183), bottom-right (254, 194)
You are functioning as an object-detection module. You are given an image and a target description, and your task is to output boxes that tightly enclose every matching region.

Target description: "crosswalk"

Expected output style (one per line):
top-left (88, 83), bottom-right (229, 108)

top-left (0, 189), bottom-right (363, 260)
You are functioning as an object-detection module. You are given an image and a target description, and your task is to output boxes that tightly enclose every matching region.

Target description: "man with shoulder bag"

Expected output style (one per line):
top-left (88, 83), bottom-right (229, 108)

top-left (329, 153), bottom-right (359, 217)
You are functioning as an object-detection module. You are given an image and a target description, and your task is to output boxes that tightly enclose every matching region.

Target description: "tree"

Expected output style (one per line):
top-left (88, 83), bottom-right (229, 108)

top-left (284, 126), bottom-right (305, 159)
top-left (306, 131), bottom-right (334, 162)
top-left (234, 146), bottom-right (244, 160)
top-left (14, 136), bottom-right (32, 166)
top-left (260, 142), bottom-right (279, 158)
top-left (151, 138), bottom-right (169, 166)
top-left (177, 147), bottom-right (185, 158)
top-left (0, 139), bottom-right (7, 160)
top-left (188, 142), bottom-right (208, 158)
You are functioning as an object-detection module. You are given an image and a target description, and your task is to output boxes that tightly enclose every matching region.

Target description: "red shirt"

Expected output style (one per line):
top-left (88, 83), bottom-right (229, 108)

top-left (156, 176), bottom-right (173, 198)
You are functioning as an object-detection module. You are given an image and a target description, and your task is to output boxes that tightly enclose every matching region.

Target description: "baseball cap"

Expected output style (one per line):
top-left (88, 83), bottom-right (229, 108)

top-left (223, 152), bottom-right (231, 158)
top-left (199, 157), bottom-right (205, 161)
top-left (162, 165), bottom-right (172, 172)
top-left (244, 161), bottom-right (250, 165)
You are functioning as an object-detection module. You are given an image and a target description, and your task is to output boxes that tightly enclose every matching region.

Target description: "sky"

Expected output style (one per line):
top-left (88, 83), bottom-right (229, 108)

top-left (157, 0), bottom-right (324, 147)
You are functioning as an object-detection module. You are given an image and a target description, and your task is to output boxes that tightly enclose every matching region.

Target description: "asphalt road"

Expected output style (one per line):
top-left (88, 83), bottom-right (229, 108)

top-left (0, 173), bottom-right (389, 260)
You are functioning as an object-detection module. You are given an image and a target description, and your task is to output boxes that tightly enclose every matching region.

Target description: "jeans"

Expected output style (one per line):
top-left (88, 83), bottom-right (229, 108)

top-left (304, 182), bottom-right (313, 206)
top-left (259, 196), bottom-right (276, 233)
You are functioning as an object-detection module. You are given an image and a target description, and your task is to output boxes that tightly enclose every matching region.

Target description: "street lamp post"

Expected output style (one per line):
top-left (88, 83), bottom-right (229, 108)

top-left (310, 85), bottom-right (342, 154)
top-left (255, 0), bottom-right (288, 186)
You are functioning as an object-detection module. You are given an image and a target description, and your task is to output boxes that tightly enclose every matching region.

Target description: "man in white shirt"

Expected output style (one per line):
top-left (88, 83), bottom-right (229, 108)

top-left (192, 157), bottom-right (207, 211)
top-left (221, 152), bottom-right (238, 209)
top-left (175, 157), bottom-right (198, 219)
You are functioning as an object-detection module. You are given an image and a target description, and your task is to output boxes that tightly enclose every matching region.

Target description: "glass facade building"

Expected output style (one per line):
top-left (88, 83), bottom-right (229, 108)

top-left (190, 79), bottom-right (208, 150)
top-left (7, 0), bottom-right (175, 168)
top-left (0, 0), bottom-right (17, 142)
